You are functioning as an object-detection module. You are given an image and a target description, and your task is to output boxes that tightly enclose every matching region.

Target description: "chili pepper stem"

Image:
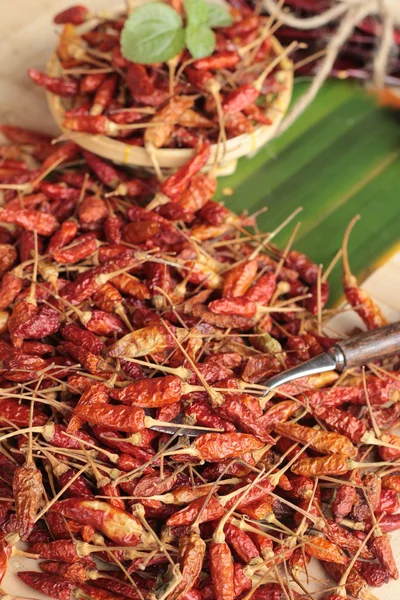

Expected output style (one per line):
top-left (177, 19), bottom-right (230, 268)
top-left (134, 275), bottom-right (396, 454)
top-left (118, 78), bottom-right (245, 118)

top-left (248, 207), bottom-right (303, 262)
top-left (359, 430), bottom-right (400, 451)
top-left (322, 247), bottom-right (343, 283)
top-left (254, 41), bottom-right (300, 92)
top-left (342, 215), bottom-right (360, 286)
top-left (145, 142), bottom-right (164, 182)
top-left (0, 426), bottom-right (43, 443)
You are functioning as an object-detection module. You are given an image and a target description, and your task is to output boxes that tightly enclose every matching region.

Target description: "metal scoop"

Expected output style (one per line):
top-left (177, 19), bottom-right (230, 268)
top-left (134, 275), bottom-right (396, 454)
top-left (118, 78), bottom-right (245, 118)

top-left (151, 321), bottom-right (400, 437)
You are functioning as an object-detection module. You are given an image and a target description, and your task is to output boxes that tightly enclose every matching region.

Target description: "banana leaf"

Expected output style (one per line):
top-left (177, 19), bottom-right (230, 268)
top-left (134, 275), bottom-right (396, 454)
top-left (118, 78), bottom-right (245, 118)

top-left (216, 80), bottom-right (400, 305)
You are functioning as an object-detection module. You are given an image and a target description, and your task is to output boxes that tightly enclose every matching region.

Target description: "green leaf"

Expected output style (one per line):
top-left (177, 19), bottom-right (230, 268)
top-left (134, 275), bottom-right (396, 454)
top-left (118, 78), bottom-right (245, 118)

top-left (121, 2), bottom-right (185, 64)
top-left (215, 80), bottom-right (400, 305)
top-left (185, 0), bottom-right (208, 27)
top-left (186, 24), bottom-right (215, 59)
top-left (206, 2), bottom-right (233, 27)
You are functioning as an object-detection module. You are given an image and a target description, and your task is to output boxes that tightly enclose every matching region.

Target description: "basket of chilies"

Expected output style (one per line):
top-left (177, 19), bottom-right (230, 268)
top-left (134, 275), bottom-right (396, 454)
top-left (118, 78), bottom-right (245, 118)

top-left (28, 2), bottom-right (294, 175)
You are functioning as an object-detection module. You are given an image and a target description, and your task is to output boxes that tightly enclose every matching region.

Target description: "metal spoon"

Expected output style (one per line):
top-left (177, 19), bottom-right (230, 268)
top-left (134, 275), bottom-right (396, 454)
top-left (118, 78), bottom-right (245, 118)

top-left (150, 321), bottom-right (400, 436)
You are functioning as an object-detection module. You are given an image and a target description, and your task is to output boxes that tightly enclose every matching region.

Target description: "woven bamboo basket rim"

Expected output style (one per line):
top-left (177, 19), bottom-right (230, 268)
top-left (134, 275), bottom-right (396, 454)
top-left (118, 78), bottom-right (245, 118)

top-left (47, 35), bottom-right (293, 172)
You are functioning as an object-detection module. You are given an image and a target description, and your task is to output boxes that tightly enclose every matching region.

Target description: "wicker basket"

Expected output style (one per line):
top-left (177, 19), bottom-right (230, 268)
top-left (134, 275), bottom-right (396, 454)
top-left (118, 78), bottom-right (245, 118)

top-left (47, 36), bottom-right (293, 176)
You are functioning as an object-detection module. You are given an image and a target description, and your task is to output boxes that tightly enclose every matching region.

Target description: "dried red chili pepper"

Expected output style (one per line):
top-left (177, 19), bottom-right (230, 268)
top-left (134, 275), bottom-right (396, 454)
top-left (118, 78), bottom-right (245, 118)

top-left (274, 422), bottom-right (357, 457)
top-left (28, 69), bottom-right (79, 96)
top-left (371, 530), bottom-right (398, 579)
top-left (67, 381), bottom-right (109, 433)
top-left (161, 141), bottom-right (211, 199)
top-left (54, 5), bottom-right (89, 25)
top-left (292, 455), bottom-right (349, 477)
top-left (304, 536), bottom-right (347, 564)
top-left (194, 51), bottom-right (240, 70)
top-left (312, 405), bottom-right (367, 443)
top-left (324, 520), bottom-right (374, 559)
top-left (90, 74), bottom-right (118, 116)
top-left (342, 218), bottom-right (387, 329)
top-left (331, 484), bottom-right (357, 521)
top-left (223, 259), bottom-right (258, 298)
top-left (18, 572), bottom-right (75, 600)
top-left (0, 207), bottom-right (58, 235)
top-left (63, 114), bottom-right (120, 136)
top-left (209, 523), bottom-right (234, 600)
top-left (13, 462), bottom-right (43, 540)
top-left (56, 499), bottom-right (154, 547)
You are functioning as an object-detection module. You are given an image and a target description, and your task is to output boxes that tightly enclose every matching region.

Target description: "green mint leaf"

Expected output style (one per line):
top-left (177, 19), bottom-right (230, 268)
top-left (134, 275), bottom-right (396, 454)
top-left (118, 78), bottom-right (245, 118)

top-left (186, 24), bottom-right (215, 59)
top-left (121, 2), bottom-right (185, 64)
top-left (206, 2), bottom-right (233, 27)
top-left (185, 0), bottom-right (209, 27)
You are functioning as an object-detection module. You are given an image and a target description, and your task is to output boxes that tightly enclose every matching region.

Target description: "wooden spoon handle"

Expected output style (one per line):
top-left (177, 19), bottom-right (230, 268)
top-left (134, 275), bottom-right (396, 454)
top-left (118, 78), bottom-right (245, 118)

top-left (333, 321), bottom-right (400, 369)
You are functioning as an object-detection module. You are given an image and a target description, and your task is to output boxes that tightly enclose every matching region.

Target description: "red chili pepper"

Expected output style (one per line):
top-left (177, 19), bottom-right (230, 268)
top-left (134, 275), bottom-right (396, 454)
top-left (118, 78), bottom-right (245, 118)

top-left (62, 341), bottom-right (105, 374)
top-left (193, 432), bottom-right (264, 462)
top-left (223, 521), bottom-right (260, 563)
top-left (54, 5), bottom-right (89, 25)
top-left (78, 195), bottom-right (108, 226)
top-left (185, 66), bottom-right (214, 90)
top-left (0, 243), bottom-right (17, 275)
top-left (63, 115), bottom-right (120, 136)
top-left (292, 455), bottom-right (349, 477)
top-left (175, 173), bottom-right (216, 214)
top-left (74, 403), bottom-right (146, 433)
top-left (90, 74), bottom-right (118, 116)
top-left (8, 300), bottom-right (38, 348)
top-left (0, 123), bottom-right (52, 144)
top-left (161, 141), bottom-right (211, 199)
top-left (331, 484), bottom-right (357, 521)
top-left (111, 375), bottom-right (183, 408)
top-left (219, 396), bottom-right (273, 443)
top-left (82, 151), bottom-right (121, 190)
top-left (126, 63), bottom-right (155, 97)
top-left (354, 560), bottom-right (390, 588)
top-left (324, 520), bottom-right (373, 559)
top-left (194, 51), bottom-right (240, 70)
top-left (312, 405), bottom-right (366, 443)
top-left (40, 561), bottom-right (92, 585)
top-left (62, 323), bottom-right (105, 355)
top-left (80, 72), bottom-right (107, 93)
top-left (14, 304), bottom-right (60, 340)
top-left (18, 572), bottom-right (74, 600)
top-left (0, 207), bottom-right (58, 235)
top-left (222, 84), bottom-right (260, 115)
top-left (13, 462), bottom-right (43, 540)
top-left (29, 540), bottom-right (82, 563)
top-left (67, 381), bottom-right (110, 433)
top-left (243, 103), bottom-right (272, 125)
top-left (223, 259), bottom-right (259, 298)
top-left (56, 499), bottom-right (153, 547)
top-left (185, 397), bottom-right (236, 433)
top-left (209, 533), bottom-right (234, 600)
top-left (53, 234), bottom-right (98, 264)
top-left (274, 422), bottom-right (357, 457)
top-left (104, 215), bottom-right (122, 244)
top-left (0, 397), bottom-right (47, 427)
top-left (47, 221), bottom-right (78, 254)
top-left (342, 218), bottom-right (387, 330)
top-left (208, 297), bottom-right (257, 317)
top-left (109, 323), bottom-right (180, 358)
top-left (28, 69), bottom-right (79, 96)
top-left (371, 532), bottom-right (398, 579)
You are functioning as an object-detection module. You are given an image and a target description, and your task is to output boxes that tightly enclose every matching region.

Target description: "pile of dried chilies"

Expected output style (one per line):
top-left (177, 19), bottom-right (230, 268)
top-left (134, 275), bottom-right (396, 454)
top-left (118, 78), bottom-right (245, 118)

top-left (0, 123), bottom-right (399, 600)
top-left (27, 3), bottom-right (289, 148)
